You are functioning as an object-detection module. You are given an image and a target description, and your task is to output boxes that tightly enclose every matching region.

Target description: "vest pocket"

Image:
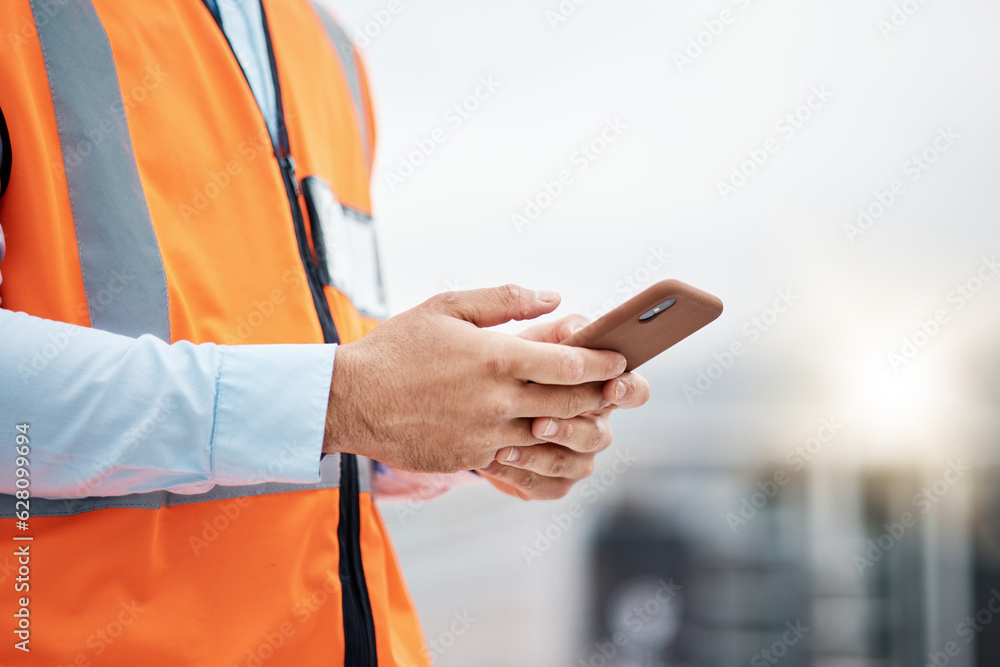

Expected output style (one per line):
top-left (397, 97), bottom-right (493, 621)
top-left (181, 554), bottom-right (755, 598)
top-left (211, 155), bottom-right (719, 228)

top-left (301, 175), bottom-right (388, 319)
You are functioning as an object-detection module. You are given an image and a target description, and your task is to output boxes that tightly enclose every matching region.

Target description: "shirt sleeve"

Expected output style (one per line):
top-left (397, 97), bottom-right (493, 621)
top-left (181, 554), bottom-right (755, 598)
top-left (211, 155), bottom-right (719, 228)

top-left (0, 307), bottom-right (335, 499)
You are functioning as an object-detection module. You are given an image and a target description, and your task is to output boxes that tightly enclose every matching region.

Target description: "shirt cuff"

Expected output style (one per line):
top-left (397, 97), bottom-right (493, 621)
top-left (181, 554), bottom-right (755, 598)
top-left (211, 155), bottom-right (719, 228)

top-left (210, 343), bottom-right (335, 486)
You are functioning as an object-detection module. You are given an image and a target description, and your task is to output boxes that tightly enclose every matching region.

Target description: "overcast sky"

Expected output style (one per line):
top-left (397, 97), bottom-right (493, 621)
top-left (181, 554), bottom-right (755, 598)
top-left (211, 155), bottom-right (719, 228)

top-left (321, 0), bottom-right (1000, 466)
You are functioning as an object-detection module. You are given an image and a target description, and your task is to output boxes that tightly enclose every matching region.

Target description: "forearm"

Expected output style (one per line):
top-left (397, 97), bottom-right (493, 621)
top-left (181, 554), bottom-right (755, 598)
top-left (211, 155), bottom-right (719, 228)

top-left (0, 308), bottom-right (334, 499)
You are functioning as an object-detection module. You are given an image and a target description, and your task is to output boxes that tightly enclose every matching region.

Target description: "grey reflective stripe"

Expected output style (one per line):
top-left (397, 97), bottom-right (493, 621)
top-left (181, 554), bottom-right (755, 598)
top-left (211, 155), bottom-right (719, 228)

top-left (0, 452), bottom-right (376, 518)
top-left (31, 0), bottom-right (171, 341)
top-left (310, 2), bottom-right (372, 169)
top-left (356, 454), bottom-right (373, 494)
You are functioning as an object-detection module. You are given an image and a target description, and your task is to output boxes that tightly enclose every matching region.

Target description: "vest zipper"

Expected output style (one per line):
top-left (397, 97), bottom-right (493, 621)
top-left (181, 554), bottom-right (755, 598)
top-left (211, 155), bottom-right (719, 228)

top-left (208, 2), bottom-right (378, 663)
top-left (338, 454), bottom-right (378, 666)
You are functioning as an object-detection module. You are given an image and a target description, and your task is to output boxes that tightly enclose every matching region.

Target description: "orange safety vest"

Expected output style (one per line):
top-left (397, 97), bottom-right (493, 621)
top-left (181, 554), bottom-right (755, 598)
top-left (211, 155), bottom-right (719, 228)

top-left (0, 1), bottom-right (429, 665)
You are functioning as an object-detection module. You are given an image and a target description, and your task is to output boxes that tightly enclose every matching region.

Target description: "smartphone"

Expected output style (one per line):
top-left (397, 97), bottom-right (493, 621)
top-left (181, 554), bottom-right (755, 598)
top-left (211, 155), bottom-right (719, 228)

top-left (561, 279), bottom-right (723, 372)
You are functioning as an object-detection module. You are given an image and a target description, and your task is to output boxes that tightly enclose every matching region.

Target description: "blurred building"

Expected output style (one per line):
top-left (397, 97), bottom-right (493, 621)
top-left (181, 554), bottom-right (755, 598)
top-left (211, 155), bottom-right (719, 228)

top-left (385, 393), bottom-right (1000, 667)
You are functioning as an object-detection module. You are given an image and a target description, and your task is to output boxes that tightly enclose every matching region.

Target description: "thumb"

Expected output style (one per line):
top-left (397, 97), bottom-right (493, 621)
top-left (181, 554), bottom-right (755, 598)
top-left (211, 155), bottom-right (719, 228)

top-left (430, 284), bottom-right (561, 328)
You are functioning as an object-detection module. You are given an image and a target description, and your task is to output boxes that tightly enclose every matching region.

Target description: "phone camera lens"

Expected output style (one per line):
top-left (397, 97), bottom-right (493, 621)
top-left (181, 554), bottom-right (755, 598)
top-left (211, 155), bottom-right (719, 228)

top-left (638, 298), bottom-right (676, 322)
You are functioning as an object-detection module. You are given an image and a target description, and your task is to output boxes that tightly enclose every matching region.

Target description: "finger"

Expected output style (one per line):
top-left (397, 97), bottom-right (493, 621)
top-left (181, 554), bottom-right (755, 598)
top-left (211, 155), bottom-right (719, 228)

top-left (479, 473), bottom-right (527, 501)
top-left (530, 413), bottom-right (613, 454)
top-left (515, 382), bottom-right (609, 419)
top-left (491, 419), bottom-right (546, 449)
top-left (494, 443), bottom-right (596, 480)
top-left (428, 284), bottom-right (560, 328)
top-left (518, 314), bottom-right (590, 344)
top-left (478, 461), bottom-right (575, 501)
top-left (603, 372), bottom-right (651, 409)
top-left (507, 338), bottom-right (626, 385)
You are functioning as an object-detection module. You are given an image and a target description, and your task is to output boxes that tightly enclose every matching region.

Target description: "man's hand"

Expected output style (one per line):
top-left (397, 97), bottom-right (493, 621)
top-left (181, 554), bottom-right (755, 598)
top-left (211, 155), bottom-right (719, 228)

top-left (323, 286), bottom-right (627, 473)
top-left (477, 314), bottom-right (650, 501)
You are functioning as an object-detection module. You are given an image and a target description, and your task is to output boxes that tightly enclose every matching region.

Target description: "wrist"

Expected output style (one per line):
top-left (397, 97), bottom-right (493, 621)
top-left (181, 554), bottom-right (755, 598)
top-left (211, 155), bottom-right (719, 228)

top-left (323, 342), bottom-right (368, 456)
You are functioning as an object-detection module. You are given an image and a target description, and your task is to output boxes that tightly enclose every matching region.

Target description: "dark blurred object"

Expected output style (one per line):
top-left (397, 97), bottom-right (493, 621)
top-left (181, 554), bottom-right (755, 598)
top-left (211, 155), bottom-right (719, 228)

top-left (972, 468), bottom-right (1000, 666)
top-left (586, 498), bottom-right (811, 667)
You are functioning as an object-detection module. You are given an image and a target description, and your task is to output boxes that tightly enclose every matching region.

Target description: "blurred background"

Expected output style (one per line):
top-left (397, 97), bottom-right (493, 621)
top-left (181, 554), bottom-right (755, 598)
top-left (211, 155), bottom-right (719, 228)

top-left (322, 0), bottom-right (1000, 664)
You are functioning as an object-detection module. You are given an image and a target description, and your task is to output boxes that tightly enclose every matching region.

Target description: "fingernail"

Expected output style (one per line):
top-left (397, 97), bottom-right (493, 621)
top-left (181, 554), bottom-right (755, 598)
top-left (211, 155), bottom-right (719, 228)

top-left (614, 379), bottom-right (627, 402)
top-left (615, 356), bottom-right (627, 375)
top-left (542, 418), bottom-right (558, 437)
top-left (536, 290), bottom-right (559, 303)
top-left (502, 447), bottom-right (519, 463)
top-left (571, 324), bottom-right (584, 335)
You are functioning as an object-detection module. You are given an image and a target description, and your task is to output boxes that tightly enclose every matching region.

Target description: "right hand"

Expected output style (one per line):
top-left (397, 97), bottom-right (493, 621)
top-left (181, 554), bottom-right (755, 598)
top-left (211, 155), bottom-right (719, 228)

top-left (323, 285), bottom-right (627, 473)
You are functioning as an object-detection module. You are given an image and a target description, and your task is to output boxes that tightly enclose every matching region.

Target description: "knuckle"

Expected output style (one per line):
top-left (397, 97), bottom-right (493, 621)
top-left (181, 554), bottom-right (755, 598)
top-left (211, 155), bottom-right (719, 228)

top-left (434, 290), bottom-right (461, 309)
top-left (514, 468), bottom-right (536, 492)
top-left (561, 351), bottom-right (586, 384)
top-left (608, 353), bottom-right (626, 377)
top-left (561, 390), bottom-right (583, 419)
top-left (515, 446), bottom-right (535, 468)
top-left (598, 422), bottom-right (613, 450)
top-left (581, 457), bottom-right (596, 478)
top-left (484, 344), bottom-right (512, 380)
top-left (499, 283), bottom-right (522, 306)
top-left (548, 448), bottom-right (571, 477)
top-left (586, 420), bottom-right (607, 452)
top-left (473, 454), bottom-right (499, 473)
top-left (496, 399), bottom-right (518, 422)
top-left (558, 315), bottom-right (586, 341)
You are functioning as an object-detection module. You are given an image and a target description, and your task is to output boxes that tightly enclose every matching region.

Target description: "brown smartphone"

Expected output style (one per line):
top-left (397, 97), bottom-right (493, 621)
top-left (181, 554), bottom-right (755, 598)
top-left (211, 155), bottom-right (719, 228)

top-left (561, 279), bottom-right (723, 372)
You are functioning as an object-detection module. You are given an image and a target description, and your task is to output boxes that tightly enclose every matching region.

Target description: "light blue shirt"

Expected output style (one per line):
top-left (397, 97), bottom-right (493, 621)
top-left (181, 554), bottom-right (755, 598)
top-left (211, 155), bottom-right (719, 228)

top-left (0, 0), bottom-right (334, 499)
top-left (208, 0), bottom-right (279, 145)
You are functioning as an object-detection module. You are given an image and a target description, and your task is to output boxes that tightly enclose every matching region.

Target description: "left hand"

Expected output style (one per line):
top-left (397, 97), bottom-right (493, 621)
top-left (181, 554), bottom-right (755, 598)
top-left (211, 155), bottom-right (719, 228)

top-left (478, 314), bottom-right (650, 500)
